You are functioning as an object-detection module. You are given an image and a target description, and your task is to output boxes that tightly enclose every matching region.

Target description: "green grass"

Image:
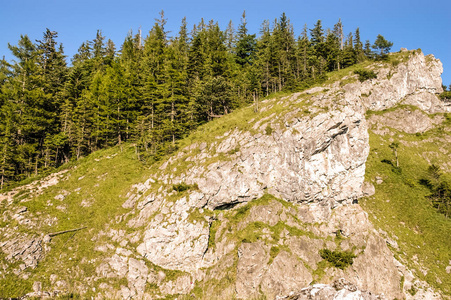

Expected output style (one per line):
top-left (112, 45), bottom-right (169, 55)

top-left (268, 246), bottom-right (280, 265)
top-left (0, 144), bottom-right (155, 297)
top-left (361, 119), bottom-right (451, 295)
top-left (365, 104), bottom-right (421, 119)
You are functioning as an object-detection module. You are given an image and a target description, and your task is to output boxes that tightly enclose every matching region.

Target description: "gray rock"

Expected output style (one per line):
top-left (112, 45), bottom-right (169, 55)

top-left (236, 242), bottom-right (269, 299)
top-left (362, 182), bottom-right (375, 197)
top-left (1, 50), bottom-right (445, 299)
top-left (184, 107), bottom-right (369, 211)
top-left (276, 278), bottom-right (384, 300)
top-left (260, 251), bottom-right (312, 299)
top-left (33, 281), bottom-right (42, 293)
top-left (1, 236), bottom-right (44, 271)
top-left (368, 108), bottom-right (438, 134)
top-left (136, 197), bottom-right (209, 272)
top-left (15, 206), bottom-right (27, 214)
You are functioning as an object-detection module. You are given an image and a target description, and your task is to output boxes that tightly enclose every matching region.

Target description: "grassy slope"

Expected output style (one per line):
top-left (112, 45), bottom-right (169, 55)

top-left (361, 112), bottom-right (451, 295)
top-left (0, 145), bottom-right (153, 297)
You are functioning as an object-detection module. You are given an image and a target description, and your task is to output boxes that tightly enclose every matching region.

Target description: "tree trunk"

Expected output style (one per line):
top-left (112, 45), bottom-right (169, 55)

top-left (151, 105), bottom-right (154, 129)
top-left (55, 147), bottom-right (59, 165)
top-left (117, 105), bottom-right (121, 146)
top-left (35, 156), bottom-right (38, 176)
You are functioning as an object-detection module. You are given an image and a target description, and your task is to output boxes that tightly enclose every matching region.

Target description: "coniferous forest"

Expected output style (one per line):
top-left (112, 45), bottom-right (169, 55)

top-left (0, 12), bottom-right (388, 189)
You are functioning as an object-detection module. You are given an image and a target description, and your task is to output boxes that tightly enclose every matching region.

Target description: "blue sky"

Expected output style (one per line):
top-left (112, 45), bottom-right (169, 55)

top-left (1, 0), bottom-right (450, 85)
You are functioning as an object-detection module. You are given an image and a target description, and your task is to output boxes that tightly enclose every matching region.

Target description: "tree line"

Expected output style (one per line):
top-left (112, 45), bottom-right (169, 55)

top-left (0, 11), bottom-right (390, 189)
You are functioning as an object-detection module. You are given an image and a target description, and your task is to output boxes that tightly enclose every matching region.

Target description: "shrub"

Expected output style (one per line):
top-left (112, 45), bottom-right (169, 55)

top-left (265, 124), bottom-right (273, 135)
top-left (172, 182), bottom-right (198, 192)
top-left (354, 69), bottom-right (377, 82)
top-left (439, 91), bottom-right (451, 102)
top-left (319, 249), bottom-right (356, 269)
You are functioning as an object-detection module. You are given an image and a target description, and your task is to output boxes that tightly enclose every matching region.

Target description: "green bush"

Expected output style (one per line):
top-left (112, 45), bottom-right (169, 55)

top-left (439, 91), bottom-right (451, 101)
top-left (319, 249), bottom-right (356, 269)
top-left (172, 182), bottom-right (198, 192)
top-left (354, 69), bottom-right (377, 82)
top-left (265, 124), bottom-right (273, 135)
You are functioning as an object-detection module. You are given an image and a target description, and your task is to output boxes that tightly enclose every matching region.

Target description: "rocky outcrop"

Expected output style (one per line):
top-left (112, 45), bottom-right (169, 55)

top-left (189, 108), bottom-right (368, 209)
top-left (136, 197), bottom-right (210, 273)
top-left (157, 50), bottom-right (446, 214)
top-left (343, 51), bottom-right (446, 113)
top-left (368, 107), bottom-right (444, 134)
top-left (0, 235), bottom-right (44, 273)
top-left (276, 278), bottom-right (384, 300)
top-left (0, 50), bottom-right (448, 299)
top-left (236, 242), bottom-right (312, 299)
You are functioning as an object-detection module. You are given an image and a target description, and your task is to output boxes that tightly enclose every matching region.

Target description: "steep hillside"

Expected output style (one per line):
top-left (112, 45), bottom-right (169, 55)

top-left (0, 49), bottom-right (450, 299)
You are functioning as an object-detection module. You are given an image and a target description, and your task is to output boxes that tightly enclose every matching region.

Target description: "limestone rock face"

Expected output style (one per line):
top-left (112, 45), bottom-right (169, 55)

top-left (136, 197), bottom-right (209, 272)
top-left (0, 236), bottom-right (44, 271)
top-left (368, 107), bottom-right (444, 134)
top-left (343, 51), bottom-right (446, 113)
top-left (235, 243), bottom-right (312, 299)
top-left (235, 242), bottom-right (270, 299)
top-left (276, 278), bottom-right (384, 300)
top-left (177, 106), bottom-right (369, 211)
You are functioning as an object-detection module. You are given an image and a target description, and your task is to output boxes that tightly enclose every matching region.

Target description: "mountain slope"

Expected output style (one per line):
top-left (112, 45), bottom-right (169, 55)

top-left (0, 49), bottom-right (450, 299)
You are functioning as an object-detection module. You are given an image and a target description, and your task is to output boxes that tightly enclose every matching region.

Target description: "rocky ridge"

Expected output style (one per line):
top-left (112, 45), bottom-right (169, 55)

top-left (0, 49), bottom-right (449, 299)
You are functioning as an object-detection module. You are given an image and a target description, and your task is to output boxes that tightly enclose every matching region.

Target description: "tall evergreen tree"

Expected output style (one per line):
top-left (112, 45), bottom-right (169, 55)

top-left (235, 11), bottom-right (257, 67)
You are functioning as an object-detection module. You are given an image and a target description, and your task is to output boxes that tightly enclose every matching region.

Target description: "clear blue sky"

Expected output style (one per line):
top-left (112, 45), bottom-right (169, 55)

top-left (1, 0), bottom-right (450, 86)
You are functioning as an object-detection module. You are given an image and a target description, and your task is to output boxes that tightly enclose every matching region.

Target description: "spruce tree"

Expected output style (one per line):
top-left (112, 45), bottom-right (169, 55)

top-left (235, 11), bottom-right (257, 67)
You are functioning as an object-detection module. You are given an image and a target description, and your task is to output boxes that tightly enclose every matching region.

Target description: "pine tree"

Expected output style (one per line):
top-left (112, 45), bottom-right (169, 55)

top-left (255, 19), bottom-right (273, 95)
top-left (364, 40), bottom-right (372, 58)
top-left (372, 34), bottom-right (393, 56)
top-left (225, 20), bottom-right (235, 52)
top-left (354, 27), bottom-right (363, 52)
top-left (342, 32), bottom-right (357, 68)
top-left (93, 30), bottom-right (107, 69)
top-left (354, 27), bottom-right (365, 62)
top-left (235, 11), bottom-right (257, 67)
top-left (310, 20), bottom-right (324, 47)
top-left (296, 24), bottom-right (311, 80)
top-left (73, 90), bottom-right (94, 159)
top-left (332, 19), bottom-right (343, 70)
top-left (188, 29), bottom-right (206, 81)
top-left (36, 29), bottom-right (68, 167)
top-left (310, 20), bottom-right (327, 76)
top-left (0, 103), bottom-right (17, 189)
top-left (8, 35), bottom-right (50, 176)
top-left (272, 13), bottom-right (296, 90)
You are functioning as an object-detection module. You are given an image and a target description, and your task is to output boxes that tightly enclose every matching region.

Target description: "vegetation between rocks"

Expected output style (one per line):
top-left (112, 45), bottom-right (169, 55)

top-left (319, 249), bottom-right (356, 269)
